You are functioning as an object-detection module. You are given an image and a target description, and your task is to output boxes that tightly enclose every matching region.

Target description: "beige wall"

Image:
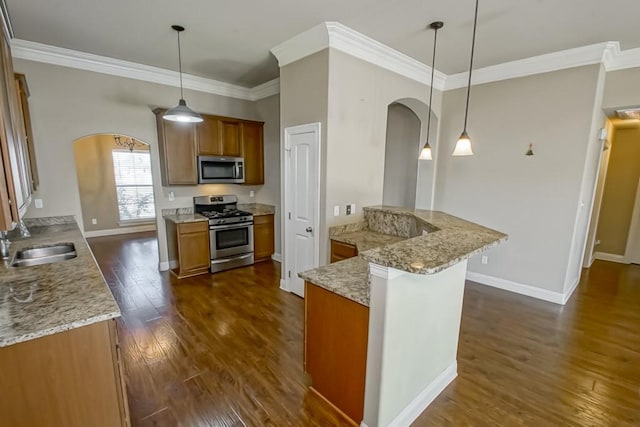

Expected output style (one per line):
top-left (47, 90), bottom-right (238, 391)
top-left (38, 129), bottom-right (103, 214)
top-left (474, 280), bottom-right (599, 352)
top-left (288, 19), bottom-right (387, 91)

top-left (74, 134), bottom-right (153, 232)
top-left (602, 67), bottom-right (640, 110)
top-left (13, 58), bottom-right (279, 266)
top-left (435, 65), bottom-right (602, 294)
top-left (325, 49), bottom-right (441, 262)
top-left (383, 103), bottom-right (421, 207)
top-left (596, 123), bottom-right (640, 255)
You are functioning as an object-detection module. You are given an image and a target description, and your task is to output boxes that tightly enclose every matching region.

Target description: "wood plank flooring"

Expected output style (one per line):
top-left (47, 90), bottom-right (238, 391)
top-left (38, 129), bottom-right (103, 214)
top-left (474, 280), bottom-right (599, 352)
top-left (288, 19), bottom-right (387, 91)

top-left (88, 232), bottom-right (640, 426)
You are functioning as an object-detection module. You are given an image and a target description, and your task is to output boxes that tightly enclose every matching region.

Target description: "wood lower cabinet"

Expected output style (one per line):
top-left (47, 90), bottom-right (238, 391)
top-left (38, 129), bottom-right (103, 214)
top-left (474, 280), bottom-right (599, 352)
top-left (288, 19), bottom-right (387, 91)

top-left (305, 282), bottom-right (369, 424)
top-left (174, 221), bottom-right (210, 278)
top-left (330, 240), bottom-right (358, 263)
top-left (0, 320), bottom-right (130, 426)
top-left (254, 214), bottom-right (275, 262)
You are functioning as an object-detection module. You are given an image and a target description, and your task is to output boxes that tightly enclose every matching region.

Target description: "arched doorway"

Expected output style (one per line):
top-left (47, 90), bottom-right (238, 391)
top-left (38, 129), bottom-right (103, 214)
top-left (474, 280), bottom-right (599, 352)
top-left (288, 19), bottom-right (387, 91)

top-left (382, 98), bottom-right (438, 209)
top-left (73, 133), bottom-right (157, 237)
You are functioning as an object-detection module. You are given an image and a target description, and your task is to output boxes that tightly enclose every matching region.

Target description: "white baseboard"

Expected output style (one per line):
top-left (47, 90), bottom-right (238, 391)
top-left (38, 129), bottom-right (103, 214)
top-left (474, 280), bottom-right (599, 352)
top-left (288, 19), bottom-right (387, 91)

top-left (562, 278), bottom-right (580, 305)
top-left (466, 271), bottom-right (568, 305)
top-left (158, 260), bottom-right (179, 271)
top-left (593, 251), bottom-right (628, 264)
top-left (279, 279), bottom-right (289, 292)
top-left (387, 362), bottom-right (457, 427)
top-left (271, 252), bottom-right (282, 262)
top-left (84, 224), bottom-right (156, 238)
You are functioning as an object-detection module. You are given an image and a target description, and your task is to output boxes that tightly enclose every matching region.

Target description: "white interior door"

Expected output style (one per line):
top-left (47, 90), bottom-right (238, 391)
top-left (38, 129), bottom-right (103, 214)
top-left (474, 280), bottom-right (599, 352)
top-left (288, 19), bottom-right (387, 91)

top-left (625, 177), bottom-right (640, 264)
top-left (284, 123), bottom-right (320, 298)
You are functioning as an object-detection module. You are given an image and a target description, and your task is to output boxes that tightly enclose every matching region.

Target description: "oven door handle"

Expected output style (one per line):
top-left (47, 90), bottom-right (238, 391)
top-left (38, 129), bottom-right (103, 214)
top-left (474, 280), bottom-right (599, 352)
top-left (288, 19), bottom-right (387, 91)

top-left (209, 222), bottom-right (253, 231)
top-left (211, 254), bottom-right (253, 264)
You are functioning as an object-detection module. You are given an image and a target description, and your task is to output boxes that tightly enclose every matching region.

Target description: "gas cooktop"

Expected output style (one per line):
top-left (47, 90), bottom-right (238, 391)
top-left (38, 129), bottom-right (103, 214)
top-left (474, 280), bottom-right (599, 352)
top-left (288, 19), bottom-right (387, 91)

top-left (199, 209), bottom-right (253, 219)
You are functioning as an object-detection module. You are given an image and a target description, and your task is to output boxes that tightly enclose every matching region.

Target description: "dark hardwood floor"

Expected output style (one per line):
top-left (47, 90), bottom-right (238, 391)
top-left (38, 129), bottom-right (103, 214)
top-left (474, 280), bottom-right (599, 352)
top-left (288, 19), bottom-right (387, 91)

top-left (88, 232), bottom-right (640, 426)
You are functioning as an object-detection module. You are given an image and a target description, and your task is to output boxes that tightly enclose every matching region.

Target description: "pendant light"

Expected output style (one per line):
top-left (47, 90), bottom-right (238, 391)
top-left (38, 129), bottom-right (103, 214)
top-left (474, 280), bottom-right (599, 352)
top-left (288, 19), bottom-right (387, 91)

top-left (419, 21), bottom-right (444, 161)
top-left (452, 0), bottom-right (479, 156)
top-left (163, 25), bottom-right (203, 123)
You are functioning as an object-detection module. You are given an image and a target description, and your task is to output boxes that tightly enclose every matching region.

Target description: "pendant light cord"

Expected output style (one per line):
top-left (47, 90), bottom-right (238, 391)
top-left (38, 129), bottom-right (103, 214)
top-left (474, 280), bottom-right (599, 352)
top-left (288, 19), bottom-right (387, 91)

top-left (425, 26), bottom-right (439, 146)
top-left (463, 0), bottom-right (479, 132)
top-left (177, 30), bottom-right (184, 100)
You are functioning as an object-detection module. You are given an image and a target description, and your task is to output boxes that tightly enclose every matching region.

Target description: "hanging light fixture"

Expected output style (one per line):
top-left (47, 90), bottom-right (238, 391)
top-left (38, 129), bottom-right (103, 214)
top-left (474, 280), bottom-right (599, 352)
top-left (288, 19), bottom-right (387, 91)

top-left (163, 25), bottom-right (203, 123)
top-left (419, 21), bottom-right (444, 161)
top-left (452, 0), bottom-right (479, 156)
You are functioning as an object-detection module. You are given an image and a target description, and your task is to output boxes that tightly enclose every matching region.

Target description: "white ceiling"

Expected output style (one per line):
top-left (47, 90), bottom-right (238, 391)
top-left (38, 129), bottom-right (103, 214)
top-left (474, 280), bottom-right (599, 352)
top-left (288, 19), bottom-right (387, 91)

top-left (6, 0), bottom-right (640, 87)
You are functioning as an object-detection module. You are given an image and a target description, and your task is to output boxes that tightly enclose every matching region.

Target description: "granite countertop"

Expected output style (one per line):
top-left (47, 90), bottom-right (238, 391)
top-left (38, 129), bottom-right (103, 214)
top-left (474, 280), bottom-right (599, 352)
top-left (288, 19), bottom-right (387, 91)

top-left (238, 203), bottom-right (276, 216)
top-left (300, 206), bottom-right (507, 307)
top-left (163, 213), bottom-right (208, 224)
top-left (331, 230), bottom-right (405, 252)
top-left (298, 257), bottom-right (370, 306)
top-left (0, 217), bottom-right (121, 347)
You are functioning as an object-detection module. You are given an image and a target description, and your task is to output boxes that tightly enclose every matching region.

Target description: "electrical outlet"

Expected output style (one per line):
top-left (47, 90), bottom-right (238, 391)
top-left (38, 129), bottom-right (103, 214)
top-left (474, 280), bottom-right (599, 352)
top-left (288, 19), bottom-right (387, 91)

top-left (481, 255), bottom-right (488, 265)
top-left (34, 198), bottom-right (43, 209)
top-left (346, 204), bottom-right (352, 215)
top-left (333, 205), bottom-right (340, 216)
top-left (91, 218), bottom-right (97, 225)
top-left (249, 190), bottom-right (255, 198)
top-left (168, 191), bottom-right (175, 201)
top-left (595, 239), bottom-right (601, 246)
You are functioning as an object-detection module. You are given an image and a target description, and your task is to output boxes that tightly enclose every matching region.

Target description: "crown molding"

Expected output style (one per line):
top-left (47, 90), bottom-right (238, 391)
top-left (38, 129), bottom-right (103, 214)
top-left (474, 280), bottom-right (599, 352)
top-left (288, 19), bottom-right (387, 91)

top-left (249, 77), bottom-right (280, 101)
top-left (10, 38), bottom-right (281, 101)
top-left (445, 42), bottom-right (617, 90)
top-left (271, 21), bottom-right (447, 91)
top-left (603, 44), bottom-right (640, 72)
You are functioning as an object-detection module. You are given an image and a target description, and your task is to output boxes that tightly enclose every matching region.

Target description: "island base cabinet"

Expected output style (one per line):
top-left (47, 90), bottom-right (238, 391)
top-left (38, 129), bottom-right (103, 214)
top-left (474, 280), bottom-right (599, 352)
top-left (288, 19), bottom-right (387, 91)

top-left (304, 281), bottom-right (369, 424)
top-left (0, 320), bottom-right (130, 427)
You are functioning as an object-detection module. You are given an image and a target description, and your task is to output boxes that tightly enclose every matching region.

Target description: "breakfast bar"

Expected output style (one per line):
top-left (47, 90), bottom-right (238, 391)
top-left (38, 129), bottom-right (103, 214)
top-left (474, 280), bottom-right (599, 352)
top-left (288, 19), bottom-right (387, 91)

top-left (300, 206), bottom-right (507, 427)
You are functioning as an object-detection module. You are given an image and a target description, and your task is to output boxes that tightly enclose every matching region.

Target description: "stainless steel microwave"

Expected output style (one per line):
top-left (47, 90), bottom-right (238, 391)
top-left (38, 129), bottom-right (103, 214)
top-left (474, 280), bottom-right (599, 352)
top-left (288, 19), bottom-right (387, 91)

top-left (197, 156), bottom-right (245, 184)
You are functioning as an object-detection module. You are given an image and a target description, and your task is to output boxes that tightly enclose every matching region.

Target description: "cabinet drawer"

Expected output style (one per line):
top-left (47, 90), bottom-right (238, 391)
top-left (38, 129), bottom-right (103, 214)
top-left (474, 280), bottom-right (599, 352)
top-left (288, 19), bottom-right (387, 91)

top-left (253, 214), bottom-right (274, 225)
top-left (178, 221), bottom-right (208, 235)
top-left (330, 240), bottom-right (358, 262)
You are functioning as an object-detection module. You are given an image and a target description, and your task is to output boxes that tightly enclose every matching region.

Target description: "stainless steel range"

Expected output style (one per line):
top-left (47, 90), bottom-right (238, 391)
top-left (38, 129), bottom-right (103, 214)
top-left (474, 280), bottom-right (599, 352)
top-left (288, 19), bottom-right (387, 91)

top-left (194, 195), bottom-right (254, 273)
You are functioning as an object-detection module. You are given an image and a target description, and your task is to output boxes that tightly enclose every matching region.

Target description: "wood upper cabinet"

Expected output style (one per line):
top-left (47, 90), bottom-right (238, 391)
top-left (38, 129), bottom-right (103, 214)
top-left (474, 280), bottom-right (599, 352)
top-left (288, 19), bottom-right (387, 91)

top-left (0, 20), bottom-right (37, 229)
top-left (241, 121), bottom-right (264, 185)
top-left (197, 115), bottom-right (222, 155)
top-left (219, 119), bottom-right (242, 157)
top-left (154, 109), bottom-right (198, 185)
top-left (15, 74), bottom-right (38, 191)
top-left (254, 214), bottom-right (275, 262)
top-left (175, 221), bottom-right (210, 278)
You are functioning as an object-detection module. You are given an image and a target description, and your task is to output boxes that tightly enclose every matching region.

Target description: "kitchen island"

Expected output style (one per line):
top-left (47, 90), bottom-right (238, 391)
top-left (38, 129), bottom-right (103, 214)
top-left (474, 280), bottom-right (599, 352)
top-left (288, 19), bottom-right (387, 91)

top-left (300, 206), bottom-right (507, 427)
top-left (0, 217), bottom-right (129, 426)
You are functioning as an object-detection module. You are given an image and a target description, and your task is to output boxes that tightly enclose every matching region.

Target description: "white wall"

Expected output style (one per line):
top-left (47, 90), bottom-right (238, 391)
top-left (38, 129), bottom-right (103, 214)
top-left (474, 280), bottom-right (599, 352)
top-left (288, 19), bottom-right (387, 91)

top-left (14, 58), bottom-right (279, 265)
top-left (435, 65), bottom-right (602, 294)
top-left (382, 103), bottom-right (421, 207)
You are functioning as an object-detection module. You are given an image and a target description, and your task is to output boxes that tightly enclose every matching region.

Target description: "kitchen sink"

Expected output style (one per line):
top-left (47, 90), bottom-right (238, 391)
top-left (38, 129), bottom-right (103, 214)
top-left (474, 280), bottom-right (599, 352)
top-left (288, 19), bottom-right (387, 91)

top-left (11, 243), bottom-right (77, 267)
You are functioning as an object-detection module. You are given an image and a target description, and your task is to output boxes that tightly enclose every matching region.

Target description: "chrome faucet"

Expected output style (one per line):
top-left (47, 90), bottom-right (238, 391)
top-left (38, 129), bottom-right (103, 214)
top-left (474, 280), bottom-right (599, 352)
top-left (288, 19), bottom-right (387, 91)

top-left (0, 231), bottom-right (10, 259)
top-left (18, 220), bottom-right (30, 238)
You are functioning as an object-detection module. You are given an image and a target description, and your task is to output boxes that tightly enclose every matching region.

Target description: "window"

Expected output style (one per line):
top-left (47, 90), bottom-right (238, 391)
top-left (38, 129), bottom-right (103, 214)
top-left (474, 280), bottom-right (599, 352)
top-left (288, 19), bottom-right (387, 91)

top-left (112, 150), bottom-right (155, 221)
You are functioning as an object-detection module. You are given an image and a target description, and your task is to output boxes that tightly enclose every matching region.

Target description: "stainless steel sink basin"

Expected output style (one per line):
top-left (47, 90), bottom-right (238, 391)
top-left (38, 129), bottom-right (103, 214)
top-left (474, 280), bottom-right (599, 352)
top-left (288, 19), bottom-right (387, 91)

top-left (11, 243), bottom-right (77, 267)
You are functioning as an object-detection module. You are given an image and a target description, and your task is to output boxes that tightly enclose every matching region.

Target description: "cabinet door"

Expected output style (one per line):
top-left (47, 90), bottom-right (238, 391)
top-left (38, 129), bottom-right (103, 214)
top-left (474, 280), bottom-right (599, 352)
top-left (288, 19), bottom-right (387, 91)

top-left (0, 27), bottom-right (20, 228)
top-left (197, 115), bottom-right (222, 155)
top-left (254, 214), bottom-right (274, 262)
top-left (15, 74), bottom-right (38, 191)
top-left (155, 113), bottom-right (198, 185)
top-left (241, 122), bottom-right (264, 185)
top-left (178, 223), bottom-right (210, 274)
top-left (220, 119), bottom-right (241, 157)
top-left (330, 240), bottom-right (358, 263)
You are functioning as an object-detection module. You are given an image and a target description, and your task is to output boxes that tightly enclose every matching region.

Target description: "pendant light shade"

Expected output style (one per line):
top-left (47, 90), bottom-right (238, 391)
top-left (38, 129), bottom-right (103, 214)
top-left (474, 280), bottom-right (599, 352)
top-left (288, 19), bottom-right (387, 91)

top-left (453, 0), bottom-right (479, 156)
top-left (419, 21), bottom-right (443, 161)
top-left (164, 25), bottom-right (203, 123)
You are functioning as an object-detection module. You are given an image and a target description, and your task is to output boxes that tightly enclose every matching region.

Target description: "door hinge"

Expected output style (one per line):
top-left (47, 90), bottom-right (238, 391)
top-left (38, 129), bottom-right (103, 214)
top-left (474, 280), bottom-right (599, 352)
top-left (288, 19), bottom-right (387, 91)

top-left (288, 270), bottom-right (291, 278)
top-left (288, 212), bottom-right (291, 220)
